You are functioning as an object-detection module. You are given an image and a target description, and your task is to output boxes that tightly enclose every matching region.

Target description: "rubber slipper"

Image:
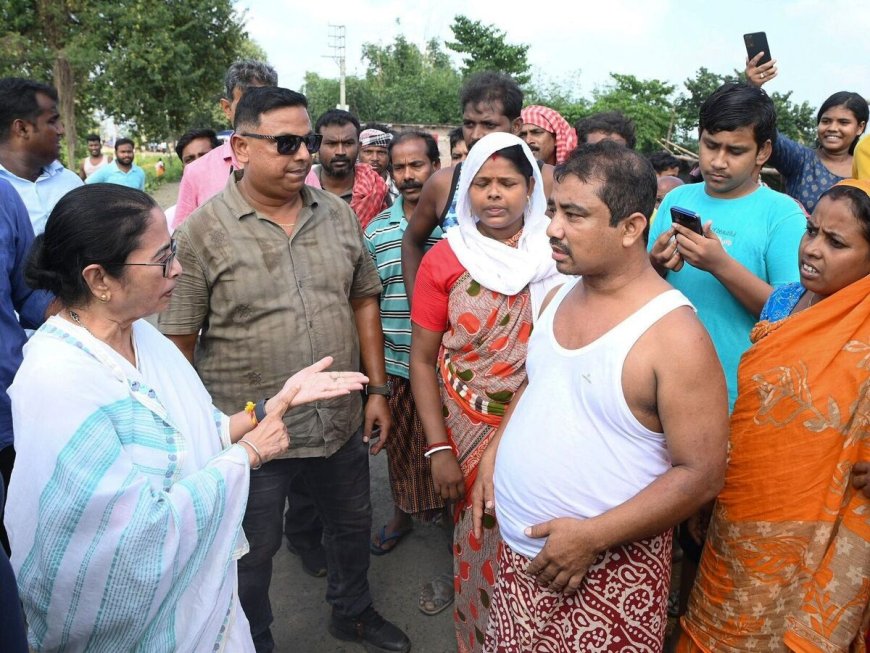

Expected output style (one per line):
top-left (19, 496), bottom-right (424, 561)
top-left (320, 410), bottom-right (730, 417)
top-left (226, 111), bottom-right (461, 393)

top-left (419, 573), bottom-right (454, 616)
top-left (370, 524), bottom-right (412, 556)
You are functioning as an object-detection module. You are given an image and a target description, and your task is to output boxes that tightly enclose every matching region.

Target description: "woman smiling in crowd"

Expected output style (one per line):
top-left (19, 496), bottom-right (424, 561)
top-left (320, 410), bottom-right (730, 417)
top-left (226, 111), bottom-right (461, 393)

top-left (747, 54), bottom-right (867, 212)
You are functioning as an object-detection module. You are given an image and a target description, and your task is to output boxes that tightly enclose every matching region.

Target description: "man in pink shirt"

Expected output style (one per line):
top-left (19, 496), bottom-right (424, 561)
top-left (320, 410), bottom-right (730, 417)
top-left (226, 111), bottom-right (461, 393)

top-left (171, 60), bottom-right (320, 230)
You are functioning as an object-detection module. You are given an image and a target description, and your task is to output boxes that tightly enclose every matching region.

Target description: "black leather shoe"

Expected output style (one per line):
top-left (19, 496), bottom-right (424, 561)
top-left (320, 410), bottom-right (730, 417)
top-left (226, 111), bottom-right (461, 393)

top-left (329, 605), bottom-right (411, 652)
top-left (285, 541), bottom-right (327, 578)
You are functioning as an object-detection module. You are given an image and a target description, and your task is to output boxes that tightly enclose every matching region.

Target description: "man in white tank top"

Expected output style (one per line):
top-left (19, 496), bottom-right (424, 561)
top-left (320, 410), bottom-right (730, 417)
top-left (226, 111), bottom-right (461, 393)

top-left (78, 134), bottom-right (111, 180)
top-left (472, 142), bottom-right (730, 653)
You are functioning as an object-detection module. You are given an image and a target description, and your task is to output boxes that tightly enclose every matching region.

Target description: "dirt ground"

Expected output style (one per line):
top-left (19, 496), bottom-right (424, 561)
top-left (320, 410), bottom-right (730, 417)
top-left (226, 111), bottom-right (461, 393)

top-left (150, 180), bottom-right (180, 212)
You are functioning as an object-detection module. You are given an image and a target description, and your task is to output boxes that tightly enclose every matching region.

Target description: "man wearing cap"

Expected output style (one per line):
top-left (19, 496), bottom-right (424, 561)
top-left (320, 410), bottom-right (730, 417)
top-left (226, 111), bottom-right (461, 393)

top-left (519, 105), bottom-right (578, 165)
top-left (359, 123), bottom-right (398, 202)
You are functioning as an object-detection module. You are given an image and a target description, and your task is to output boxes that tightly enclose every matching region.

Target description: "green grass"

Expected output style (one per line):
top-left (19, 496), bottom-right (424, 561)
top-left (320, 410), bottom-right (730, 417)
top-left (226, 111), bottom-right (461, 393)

top-left (137, 151), bottom-right (182, 192)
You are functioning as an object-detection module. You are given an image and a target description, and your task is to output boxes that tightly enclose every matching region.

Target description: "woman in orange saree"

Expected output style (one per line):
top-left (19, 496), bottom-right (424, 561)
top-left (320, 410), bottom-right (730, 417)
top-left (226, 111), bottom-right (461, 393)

top-left (679, 180), bottom-right (870, 652)
top-left (410, 133), bottom-right (563, 652)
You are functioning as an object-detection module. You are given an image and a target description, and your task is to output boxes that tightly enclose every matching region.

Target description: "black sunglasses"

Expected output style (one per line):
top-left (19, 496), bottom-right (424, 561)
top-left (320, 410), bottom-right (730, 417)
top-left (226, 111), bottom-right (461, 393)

top-left (240, 132), bottom-right (322, 155)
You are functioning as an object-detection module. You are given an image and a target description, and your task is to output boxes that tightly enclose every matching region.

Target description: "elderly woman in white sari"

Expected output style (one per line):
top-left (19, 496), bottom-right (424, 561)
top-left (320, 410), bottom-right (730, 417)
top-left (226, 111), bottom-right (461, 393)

top-left (4, 184), bottom-right (367, 652)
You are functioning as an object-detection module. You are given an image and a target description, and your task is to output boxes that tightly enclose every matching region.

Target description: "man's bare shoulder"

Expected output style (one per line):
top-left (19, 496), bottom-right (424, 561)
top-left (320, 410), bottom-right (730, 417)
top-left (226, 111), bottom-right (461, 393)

top-left (540, 162), bottom-right (555, 196)
top-left (622, 292), bottom-right (725, 434)
top-left (425, 165), bottom-right (457, 195)
top-left (410, 166), bottom-right (458, 228)
top-left (638, 299), bottom-right (725, 413)
top-left (644, 301), bottom-right (712, 361)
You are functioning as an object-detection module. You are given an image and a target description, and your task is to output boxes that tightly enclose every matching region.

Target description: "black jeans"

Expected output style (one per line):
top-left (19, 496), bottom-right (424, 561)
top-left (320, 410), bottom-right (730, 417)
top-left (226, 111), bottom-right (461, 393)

top-left (283, 474), bottom-right (323, 552)
top-left (237, 432), bottom-right (373, 652)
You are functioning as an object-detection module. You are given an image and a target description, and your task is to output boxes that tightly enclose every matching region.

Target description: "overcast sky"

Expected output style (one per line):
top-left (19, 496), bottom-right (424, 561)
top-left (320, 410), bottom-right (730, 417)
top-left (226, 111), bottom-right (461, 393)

top-left (239, 0), bottom-right (868, 112)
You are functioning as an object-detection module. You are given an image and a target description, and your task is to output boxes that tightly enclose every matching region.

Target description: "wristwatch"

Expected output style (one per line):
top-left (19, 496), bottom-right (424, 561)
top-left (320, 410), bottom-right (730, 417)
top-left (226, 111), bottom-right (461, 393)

top-left (366, 382), bottom-right (392, 397)
top-left (254, 398), bottom-right (268, 422)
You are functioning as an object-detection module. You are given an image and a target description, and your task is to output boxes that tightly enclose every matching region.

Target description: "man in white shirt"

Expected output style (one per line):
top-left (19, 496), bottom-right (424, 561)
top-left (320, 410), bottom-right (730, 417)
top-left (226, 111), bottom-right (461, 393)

top-left (473, 141), bottom-right (729, 653)
top-left (0, 78), bottom-right (82, 234)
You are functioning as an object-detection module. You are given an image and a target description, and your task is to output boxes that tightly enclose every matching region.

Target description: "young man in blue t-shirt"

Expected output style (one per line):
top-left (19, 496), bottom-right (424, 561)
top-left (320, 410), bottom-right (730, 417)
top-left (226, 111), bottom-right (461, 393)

top-left (649, 82), bottom-right (805, 411)
top-left (648, 82), bottom-right (806, 620)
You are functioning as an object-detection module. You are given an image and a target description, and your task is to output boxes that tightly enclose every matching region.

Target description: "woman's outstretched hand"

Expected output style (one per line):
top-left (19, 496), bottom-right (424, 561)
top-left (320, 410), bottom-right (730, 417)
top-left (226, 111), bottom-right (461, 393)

top-left (268, 356), bottom-right (368, 411)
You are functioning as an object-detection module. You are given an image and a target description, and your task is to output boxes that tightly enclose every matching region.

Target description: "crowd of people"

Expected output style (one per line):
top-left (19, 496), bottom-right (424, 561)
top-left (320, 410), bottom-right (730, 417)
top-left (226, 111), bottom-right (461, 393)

top-left (0, 50), bottom-right (868, 653)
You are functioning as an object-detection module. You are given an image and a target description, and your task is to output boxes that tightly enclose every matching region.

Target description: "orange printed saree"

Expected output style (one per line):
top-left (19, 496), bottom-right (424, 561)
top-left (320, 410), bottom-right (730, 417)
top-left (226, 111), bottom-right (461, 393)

top-left (441, 273), bottom-right (532, 653)
top-left (679, 275), bottom-right (870, 652)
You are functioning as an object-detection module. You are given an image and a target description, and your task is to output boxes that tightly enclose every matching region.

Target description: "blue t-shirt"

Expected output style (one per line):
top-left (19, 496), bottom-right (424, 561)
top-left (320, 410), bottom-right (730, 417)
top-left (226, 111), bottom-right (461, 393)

top-left (769, 132), bottom-right (843, 214)
top-left (649, 183), bottom-right (806, 409)
top-left (760, 281), bottom-right (805, 322)
top-left (86, 161), bottom-right (146, 190)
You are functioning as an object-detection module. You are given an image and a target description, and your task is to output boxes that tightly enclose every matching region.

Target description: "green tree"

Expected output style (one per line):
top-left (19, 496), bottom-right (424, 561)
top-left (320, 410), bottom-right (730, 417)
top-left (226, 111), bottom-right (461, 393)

top-left (674, 67), bottom-right (740, 138)
top-left (303, 36), bottom-right (461, 125)
top-left (675, 67), bottom-right (817, 147)
top-left (585, 73), bottom-right (676, 152)
top-left (360, 36), bottom-right (461, 123)
top-left (770, 91), bottom-right (816, 144)
top-left (1, 0), bottom-right (248, 163)
top-left (1, 0), bottom-right (100, 166)
top-left (302, 72), bottom-right (375, 124)
top-left (446, 15), bottom-right (531, 86)
top-left (525, 71), bottom-right (589, 126)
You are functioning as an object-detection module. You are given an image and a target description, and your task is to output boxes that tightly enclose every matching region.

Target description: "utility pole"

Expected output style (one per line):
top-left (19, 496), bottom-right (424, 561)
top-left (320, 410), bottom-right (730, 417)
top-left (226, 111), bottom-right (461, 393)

top-left (325, 25), bottom-right (348, 111)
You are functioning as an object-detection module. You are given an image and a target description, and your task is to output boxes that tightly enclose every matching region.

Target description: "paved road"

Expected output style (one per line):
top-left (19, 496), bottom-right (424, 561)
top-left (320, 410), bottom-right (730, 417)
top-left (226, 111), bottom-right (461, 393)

top-left (271, 451), bottom-right (456, 653)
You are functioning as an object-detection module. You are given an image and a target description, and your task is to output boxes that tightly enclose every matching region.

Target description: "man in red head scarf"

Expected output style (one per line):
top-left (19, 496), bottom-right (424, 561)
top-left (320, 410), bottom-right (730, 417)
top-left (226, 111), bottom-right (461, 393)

top-left (520, 105), bottom-right (578, 165)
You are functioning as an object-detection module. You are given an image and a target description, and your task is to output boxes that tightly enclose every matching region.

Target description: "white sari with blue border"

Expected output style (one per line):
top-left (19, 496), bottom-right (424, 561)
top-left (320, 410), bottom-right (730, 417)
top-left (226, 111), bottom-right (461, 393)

top-left (5, 316), bottom-right (254, 652)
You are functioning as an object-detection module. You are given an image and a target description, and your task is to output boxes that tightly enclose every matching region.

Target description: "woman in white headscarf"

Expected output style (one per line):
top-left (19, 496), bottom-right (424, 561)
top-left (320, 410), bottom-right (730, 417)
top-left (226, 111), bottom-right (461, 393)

top-left (409, 132), bottom-right (565, 652)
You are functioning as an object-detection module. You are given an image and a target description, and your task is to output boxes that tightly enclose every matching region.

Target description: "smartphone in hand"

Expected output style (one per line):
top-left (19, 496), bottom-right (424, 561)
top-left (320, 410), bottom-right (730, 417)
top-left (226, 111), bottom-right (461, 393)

top-left (670, 206), bottom-right (704, 236)
top-left (744, 32), bottom-right (771, 65)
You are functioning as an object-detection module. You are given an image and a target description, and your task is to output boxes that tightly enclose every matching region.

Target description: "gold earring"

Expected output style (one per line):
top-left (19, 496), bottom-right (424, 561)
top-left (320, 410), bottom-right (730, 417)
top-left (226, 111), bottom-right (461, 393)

top-left (100, 293), bottom-right (108, 303)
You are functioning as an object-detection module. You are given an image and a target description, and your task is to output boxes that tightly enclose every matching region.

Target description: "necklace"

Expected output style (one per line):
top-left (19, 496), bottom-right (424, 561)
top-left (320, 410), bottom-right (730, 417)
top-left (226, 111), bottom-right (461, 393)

top-left (68, 309), bottom-right (93, 335)
top-left (476, 223), bottom-right (524, 248)
top-left (67, 309), bottom-right (140, 369)
top-left (808, 292), bottom-right (822, 307)
top-left (502, 227), bottom-right (524, 248)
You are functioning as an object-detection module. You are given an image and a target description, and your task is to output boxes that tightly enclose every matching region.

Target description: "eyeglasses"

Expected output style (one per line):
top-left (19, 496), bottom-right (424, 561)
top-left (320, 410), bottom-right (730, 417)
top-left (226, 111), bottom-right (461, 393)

top-left (122, 239), bottom-right (177, 278)
top-left (240, 132), bottom-right (322, 155)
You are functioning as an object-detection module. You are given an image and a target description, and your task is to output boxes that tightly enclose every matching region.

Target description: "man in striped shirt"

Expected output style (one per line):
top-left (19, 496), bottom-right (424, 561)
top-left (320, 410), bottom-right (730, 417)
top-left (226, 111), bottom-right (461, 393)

top-left (364, 130), bottom-right (444, 557)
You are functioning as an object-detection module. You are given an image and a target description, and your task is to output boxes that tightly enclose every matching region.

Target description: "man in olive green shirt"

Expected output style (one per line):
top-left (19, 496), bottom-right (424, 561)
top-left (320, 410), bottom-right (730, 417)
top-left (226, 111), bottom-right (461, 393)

top-left (159, 87), bottom-right (410, 653)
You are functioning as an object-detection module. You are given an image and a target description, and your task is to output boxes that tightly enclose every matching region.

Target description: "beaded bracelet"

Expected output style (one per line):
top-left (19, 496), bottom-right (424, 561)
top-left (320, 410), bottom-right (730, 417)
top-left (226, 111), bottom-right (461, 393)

top-left (238, 439), bottom-right (264, 470)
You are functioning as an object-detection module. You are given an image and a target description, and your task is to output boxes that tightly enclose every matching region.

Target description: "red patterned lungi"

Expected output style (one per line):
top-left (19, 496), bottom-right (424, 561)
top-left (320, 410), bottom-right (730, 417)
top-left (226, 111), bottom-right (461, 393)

top-left (484, 533), bottom-right (672, 653)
